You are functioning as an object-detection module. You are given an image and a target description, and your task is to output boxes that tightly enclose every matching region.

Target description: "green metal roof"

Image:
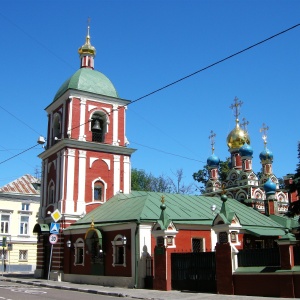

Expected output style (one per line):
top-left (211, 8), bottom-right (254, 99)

top-left (71, 192), bottom-right (287, 235)
top-left (53, 68), bottom-right (119, 101)
top-left (242, 226), bottom-right (285, 236)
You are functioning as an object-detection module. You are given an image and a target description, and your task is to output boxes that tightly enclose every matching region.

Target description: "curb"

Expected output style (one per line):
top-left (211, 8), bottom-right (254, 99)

top-left (2, 277), bottom-right (147, 299)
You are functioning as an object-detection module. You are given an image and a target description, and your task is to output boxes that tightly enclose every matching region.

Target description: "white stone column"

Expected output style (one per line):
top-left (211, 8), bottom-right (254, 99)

top-left (65, 148), bottom-right (75, 213)
top-left (113, 155), bottom-right (120, 195)
top-left (79, 98), bottom-right (86, 141)
top-left (77, 150), bottom-right (86, 214)
top-left (112, 104), bottom-right (119, 145)
top-left (123, 156), bottom-right (131, 194)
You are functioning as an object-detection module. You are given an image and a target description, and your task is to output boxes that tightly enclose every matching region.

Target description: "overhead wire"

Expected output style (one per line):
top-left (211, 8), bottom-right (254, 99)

top-left (0, 20), bottom-right (299, 166)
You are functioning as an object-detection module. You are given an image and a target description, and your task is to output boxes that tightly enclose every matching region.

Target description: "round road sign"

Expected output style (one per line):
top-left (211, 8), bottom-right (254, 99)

top-left (49, 234), bottom-right (58, 244)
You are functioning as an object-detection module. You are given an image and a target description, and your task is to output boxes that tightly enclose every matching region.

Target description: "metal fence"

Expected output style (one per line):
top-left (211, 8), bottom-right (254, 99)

top-left (237, 247), bottom-right (280, 267)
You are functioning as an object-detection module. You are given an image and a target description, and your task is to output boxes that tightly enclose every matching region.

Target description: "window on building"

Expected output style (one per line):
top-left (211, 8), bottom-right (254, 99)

top-left (111, 234), bottom-right (126, 267)
top-left (94, 181), bottom-right (104, 201)
top-left (74, 238), bottom-right (84, 265)
top-left (48, 182), bottom-right (55, 204)
top-left (0, 215), bottom-right (10, 234)
top-left (21, 203), bottom-right (30, 211)
top-left (20, 216), bottom-right (29, 235)
top-left (19, 250), bottom-right (28, 261)
top-left (53, 114), bottom-right (61, 142)
top-left (0, 249), bottom-right (8, 260)
top-left (91, 113), bottom-right (105, 143)
top-left (192, 238), bottom-right (204, 252)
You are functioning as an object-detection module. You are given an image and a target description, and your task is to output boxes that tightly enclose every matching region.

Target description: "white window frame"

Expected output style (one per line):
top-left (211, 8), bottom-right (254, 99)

top-left (20, 215), bottom-right (29, 235)
top-left (21, 203), bottom-right (30, 211)
top-left (19, 250), bottom-right (28, 261)
top-left (111, 234), bottom-right (126, 267)
top-left (0, 214), bottom-right (10, 234)
top-left (74, 238), bottom-right (85, 266)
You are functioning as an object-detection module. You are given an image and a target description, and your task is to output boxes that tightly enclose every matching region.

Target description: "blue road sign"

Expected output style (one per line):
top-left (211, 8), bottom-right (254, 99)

top-left (50, 222), bottom-right (60, 234)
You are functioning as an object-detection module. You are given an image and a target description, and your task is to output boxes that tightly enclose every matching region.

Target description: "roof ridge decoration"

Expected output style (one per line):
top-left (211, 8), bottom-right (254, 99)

top-left (158, 195), bottom-right (171, 230)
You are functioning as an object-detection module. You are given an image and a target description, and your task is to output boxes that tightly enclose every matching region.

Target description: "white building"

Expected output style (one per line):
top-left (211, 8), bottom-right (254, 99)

top-left (0, 174), bottom-right (40, 272)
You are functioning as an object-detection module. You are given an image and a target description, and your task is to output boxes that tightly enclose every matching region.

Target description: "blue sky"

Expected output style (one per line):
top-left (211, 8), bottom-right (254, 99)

top-left (0, 0), bottom-right (299, 190)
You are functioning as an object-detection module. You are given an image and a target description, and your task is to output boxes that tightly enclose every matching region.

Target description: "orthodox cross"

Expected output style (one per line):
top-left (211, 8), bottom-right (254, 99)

top-left (229, 97), bottom-right (243, 123)
top-left (208, 130), bottom-right (216, 153)
top-left (161, 195), bottom-right (165, 204)
top-left (260, 123), bottom-right (269, 147)
top-left (240, 118), bottom-right (249, 132)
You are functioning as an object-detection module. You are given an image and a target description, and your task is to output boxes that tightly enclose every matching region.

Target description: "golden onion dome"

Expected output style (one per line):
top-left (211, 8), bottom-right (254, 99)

top-left (226, 121), bottom-right (250, 149)
top-left (78, 26), bottom-right (96, 56)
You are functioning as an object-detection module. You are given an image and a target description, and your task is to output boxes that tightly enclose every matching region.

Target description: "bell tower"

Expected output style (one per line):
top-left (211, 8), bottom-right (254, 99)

top-left (38, 25), bottom-right (136, 229)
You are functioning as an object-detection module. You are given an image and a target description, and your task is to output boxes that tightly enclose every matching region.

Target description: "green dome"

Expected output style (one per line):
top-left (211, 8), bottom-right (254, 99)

top-left (53, 68), bottom-right (119, 101)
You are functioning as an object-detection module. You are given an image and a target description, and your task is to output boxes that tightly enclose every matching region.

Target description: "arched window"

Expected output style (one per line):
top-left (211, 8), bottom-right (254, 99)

top-left (94, 181), bottom-right (104, 201)
top-left (111, 234), bottom-right (127, 267)
top-left (53, 113), bottom-right (61, 142)
top-left (74, 238), bottom-right (85, 266)
top-left (48, 181), bottom-right (55, 204)
top-left (91, 113), bottom-right (106, 143)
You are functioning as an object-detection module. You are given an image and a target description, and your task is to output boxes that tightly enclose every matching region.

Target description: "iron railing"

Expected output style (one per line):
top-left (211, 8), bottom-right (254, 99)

top-left (237, 247), bottom-right (280, 267)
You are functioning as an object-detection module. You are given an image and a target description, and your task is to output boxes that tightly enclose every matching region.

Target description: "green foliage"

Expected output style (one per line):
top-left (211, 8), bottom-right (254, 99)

top-left (285, 142), bottom-right (300, 218)
top-left (131, 168), bottom-right (196, 194)
top-left (193, 158), bottom-right (230, 194)
top-left (131, 168), bottom-right (171, 193)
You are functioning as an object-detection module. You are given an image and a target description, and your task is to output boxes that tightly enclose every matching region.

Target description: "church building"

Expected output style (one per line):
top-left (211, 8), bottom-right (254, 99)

top-left (33, 26), bottom-right (299, 293)
top-left (203, 97), bottom-right (289, 215)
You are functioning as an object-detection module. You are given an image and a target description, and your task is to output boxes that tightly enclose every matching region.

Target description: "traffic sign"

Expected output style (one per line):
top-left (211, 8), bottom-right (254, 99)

top-left (51, 209), bottom-right (62, 222)
top-left (49, 234), bottom-right (58, 244)
top-left (50, 222), bottom-right (60, 234)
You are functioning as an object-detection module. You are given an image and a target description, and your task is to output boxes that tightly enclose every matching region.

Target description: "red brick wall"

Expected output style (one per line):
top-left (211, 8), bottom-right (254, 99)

top-left (233, 274), bottom-right (300, 298)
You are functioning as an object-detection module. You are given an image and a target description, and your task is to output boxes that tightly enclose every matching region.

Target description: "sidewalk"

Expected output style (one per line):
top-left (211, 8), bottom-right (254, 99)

top-left (0, 273), bottom-right (295, 300)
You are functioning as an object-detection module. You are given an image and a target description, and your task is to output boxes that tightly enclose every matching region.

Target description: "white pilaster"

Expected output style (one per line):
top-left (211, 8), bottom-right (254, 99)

top-left (65, 148), bottom-right (75, 213)
top-left (113, 155), bottom-right (120, 195)
top-left (67, 97), bottom-right (73, 138)
top-left (55, 153), bottom-right (61, 202)
top-left (123, 156), bottom-right (131, 194)
top-left (77, 150), bottom-right (87, 214)
top-left (112, 104), bottom-right (119, 145)
top-left (79, 98), bottom-right (86, 141)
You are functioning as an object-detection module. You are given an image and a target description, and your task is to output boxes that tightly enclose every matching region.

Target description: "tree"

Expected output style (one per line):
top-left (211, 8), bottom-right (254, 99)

top-left (168, 168), bottom-right (196, 195)
top-left (131, 168), bottom-right (196, 194)
top-left (286, 142), bottom-right (300, 218)
top-left (192, 159), bottom-right (230, 194)
top-left (131, 169), bottom-right (171, 193)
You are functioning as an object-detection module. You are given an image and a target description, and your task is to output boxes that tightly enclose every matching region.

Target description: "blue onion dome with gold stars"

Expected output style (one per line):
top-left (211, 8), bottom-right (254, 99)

top-left (264, 178), bottom-right (276, 195)
top-left (53, 25), bottom-right (119, 102)
top-left (239, 142), bottom-right (253, 157)
top-left (259, 148), bottom-right (273, 163)
top-left (207, 154), bottom-right (220, 168)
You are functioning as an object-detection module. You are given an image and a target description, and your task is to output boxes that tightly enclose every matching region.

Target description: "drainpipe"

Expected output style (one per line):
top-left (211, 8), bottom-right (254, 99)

top-left (134, 220), bottom-right (140, 288)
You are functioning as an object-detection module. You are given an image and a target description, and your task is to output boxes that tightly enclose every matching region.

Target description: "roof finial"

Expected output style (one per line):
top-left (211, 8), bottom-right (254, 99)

top-left (229, 97), bottom-right (243, 126)
top-left (78, 18), bottom-right (96, 57)
top-left (260, 123), bottom-right (269, 148)
top-left (208, 130), bottom-right (216, 154)
top-left (161, 195), bottom-right (165, 204)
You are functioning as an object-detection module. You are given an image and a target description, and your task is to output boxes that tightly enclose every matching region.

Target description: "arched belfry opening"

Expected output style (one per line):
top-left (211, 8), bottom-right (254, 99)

top-left (91, 112), bottom-right (107, 143)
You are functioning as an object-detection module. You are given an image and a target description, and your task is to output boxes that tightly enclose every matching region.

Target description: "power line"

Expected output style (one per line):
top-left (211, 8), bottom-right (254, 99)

top-left (130, 141), bottom-right (206, 163)
top-left (0, 144), bottom-right (40, 165)
top-left (0, 105), bottom-right (43, 136)
top-left (128, 23), bottom-right (300, 106)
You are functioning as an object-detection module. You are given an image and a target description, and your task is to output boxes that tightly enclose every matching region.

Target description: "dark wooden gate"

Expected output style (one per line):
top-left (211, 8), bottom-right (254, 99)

top-left (171, 252), bottom-right (216, 293)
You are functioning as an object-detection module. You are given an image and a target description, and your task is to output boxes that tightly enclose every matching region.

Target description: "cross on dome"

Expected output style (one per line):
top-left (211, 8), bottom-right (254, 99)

top-left (240, 118), bottom-right (249, 132)
top-left (229, 97), bottom-right (243, 124)
top-left (260, 123), bottom-right (269, 147)
top-left (209, 130), bottom-right (216, 154)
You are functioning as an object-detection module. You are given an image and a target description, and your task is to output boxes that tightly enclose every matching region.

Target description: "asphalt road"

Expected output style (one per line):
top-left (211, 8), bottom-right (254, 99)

top-left (0, 281), bottom-right (133, 300)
